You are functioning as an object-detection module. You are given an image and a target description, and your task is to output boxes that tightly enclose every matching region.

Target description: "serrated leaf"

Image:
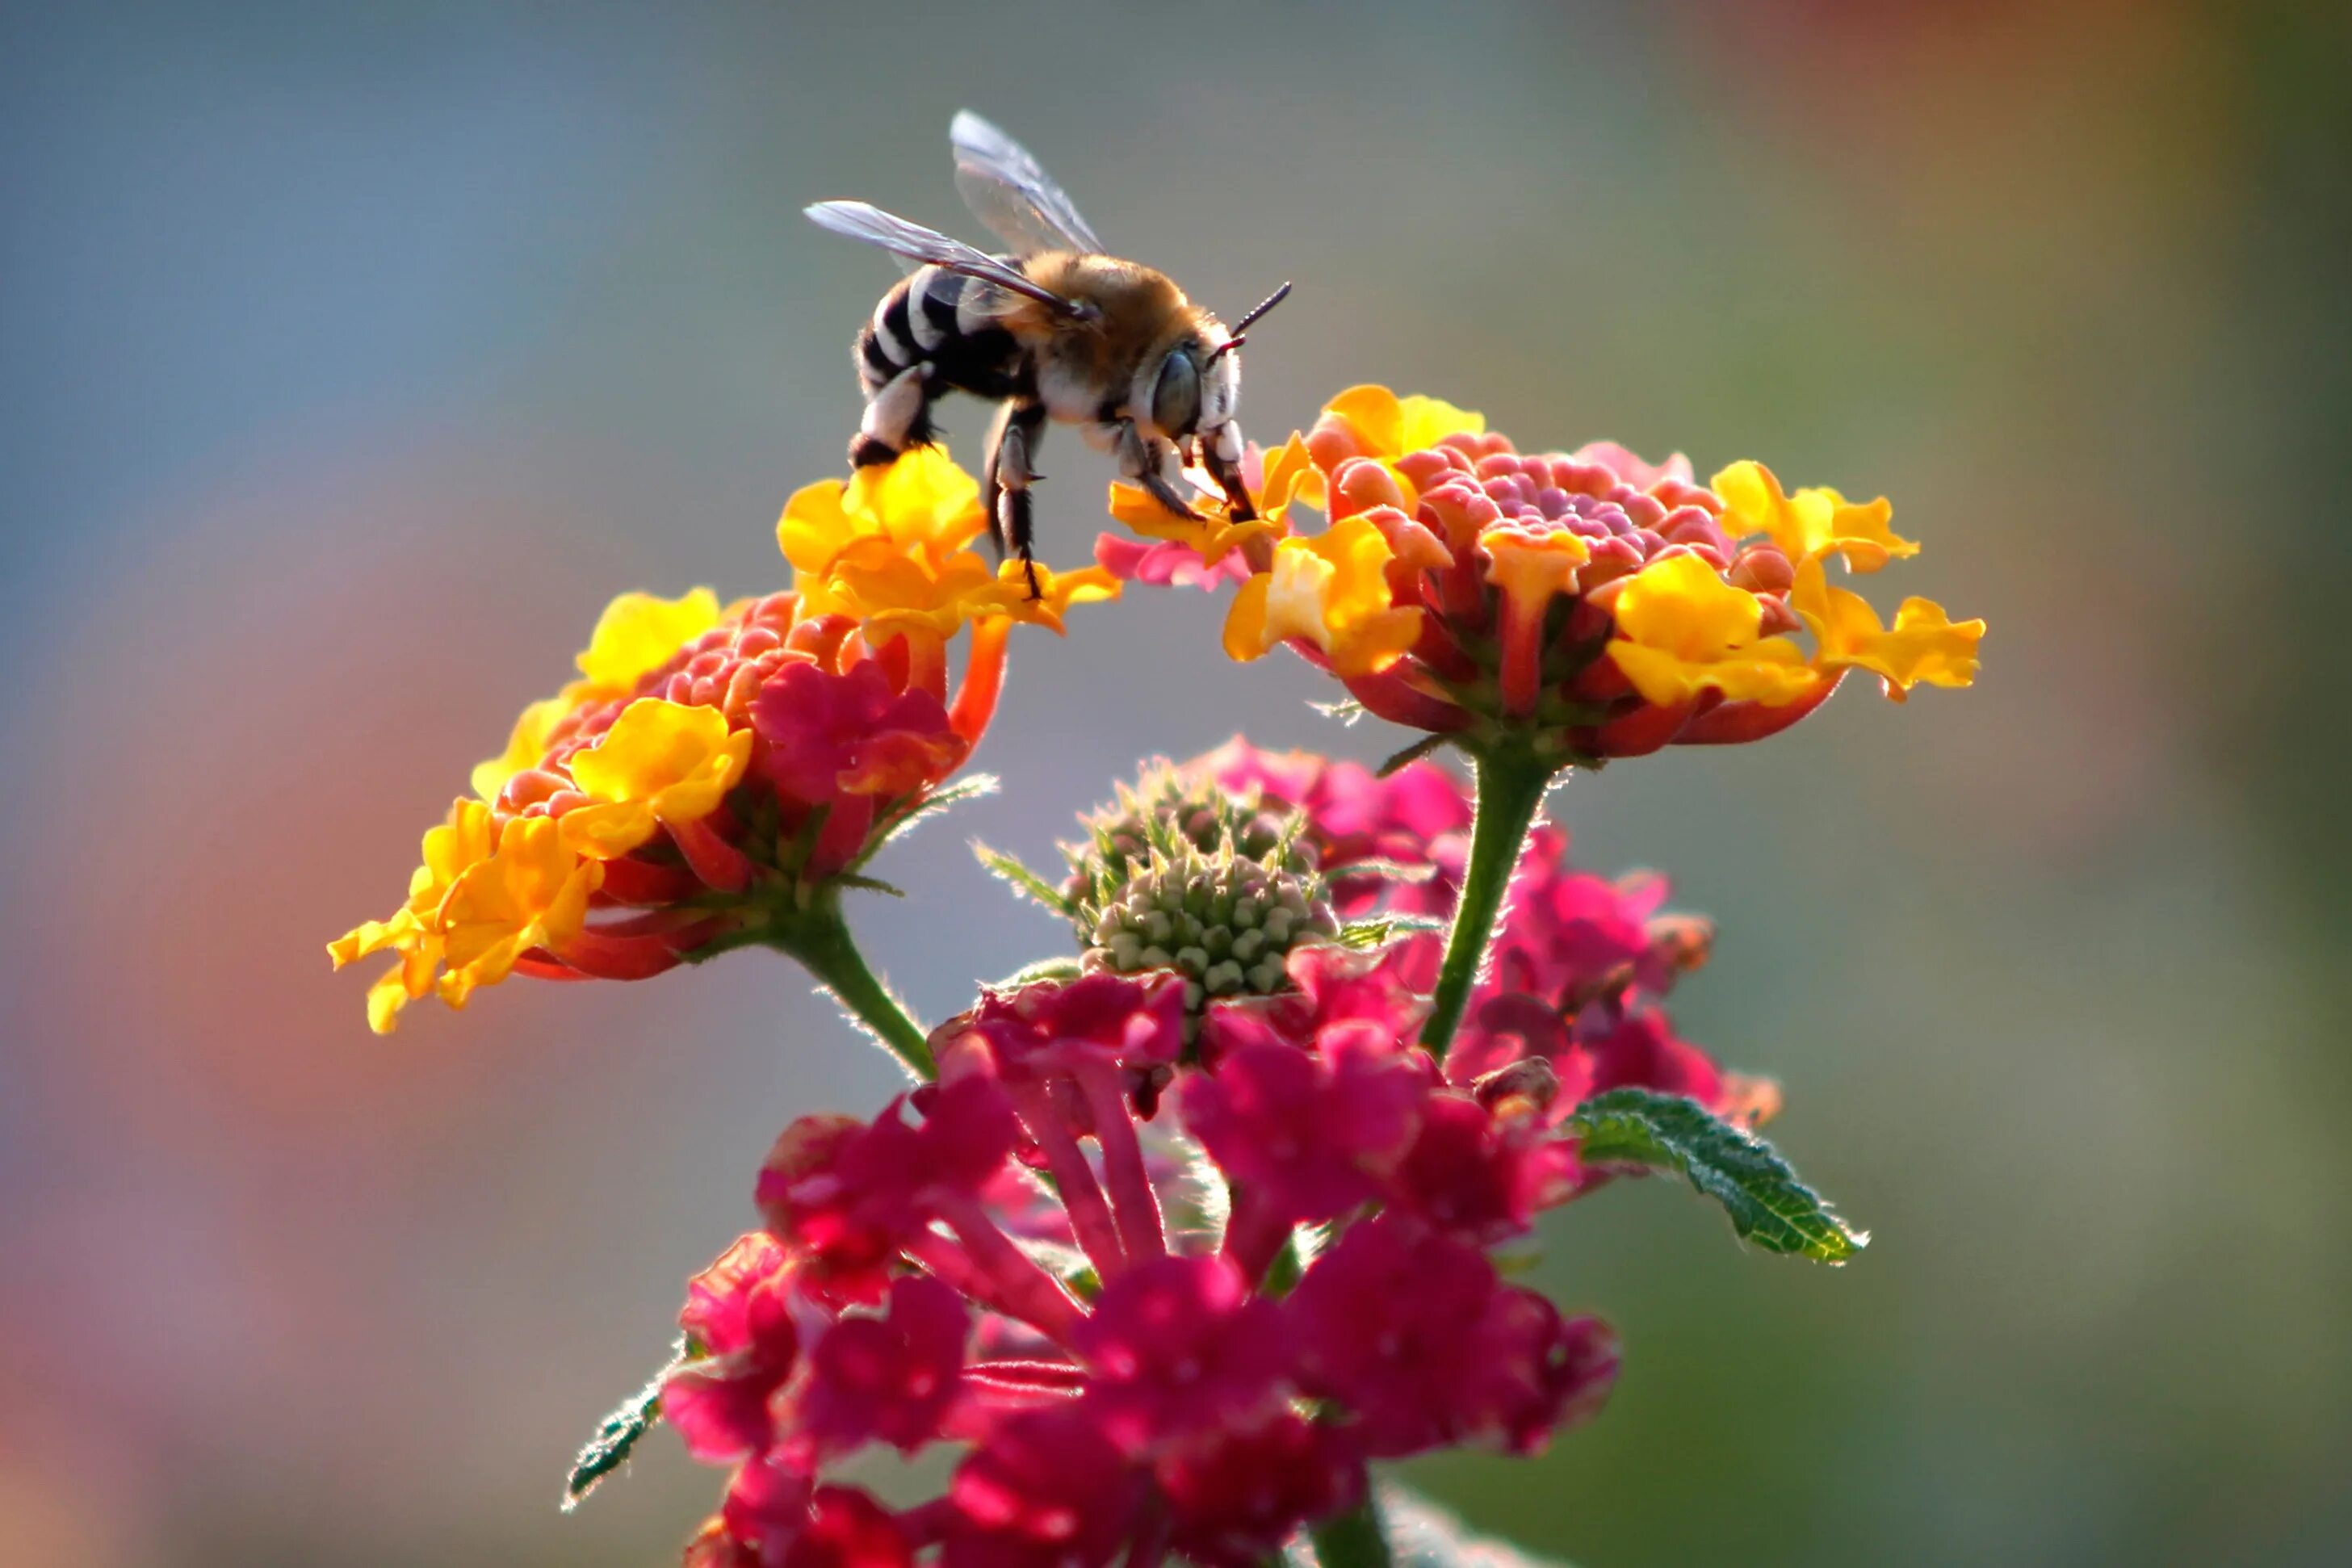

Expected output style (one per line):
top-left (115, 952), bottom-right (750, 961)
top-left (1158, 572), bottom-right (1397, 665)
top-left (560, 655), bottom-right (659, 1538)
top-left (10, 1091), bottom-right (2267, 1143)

top-left (985, 955), bottom-right (1084, 992)
top-left (973, 841), bottom-right (1080, 920)
top-left (832, 873), bottom-right (907, 898)
top-left (561, 1337), bottom-right (686, 1511)
top-left (1561, 1088), bottom-right (1867, 1262)
top-left (1335, 913), bottom-right (1449, 950)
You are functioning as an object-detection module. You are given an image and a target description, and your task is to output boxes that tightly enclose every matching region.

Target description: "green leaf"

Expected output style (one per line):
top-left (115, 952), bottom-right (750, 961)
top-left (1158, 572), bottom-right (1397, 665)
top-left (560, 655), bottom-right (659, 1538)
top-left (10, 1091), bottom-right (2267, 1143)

top-left (973, 840), bottom-right (1080, 920)
top-left (1561, 1088), bottom-right (1867, 1263)
top-left (832, 872), bottom-right (908, 898)
top-left (560, 1337), bottom-right (686, 1511)
top-left (1335, 913), bottom-right (1449, 949)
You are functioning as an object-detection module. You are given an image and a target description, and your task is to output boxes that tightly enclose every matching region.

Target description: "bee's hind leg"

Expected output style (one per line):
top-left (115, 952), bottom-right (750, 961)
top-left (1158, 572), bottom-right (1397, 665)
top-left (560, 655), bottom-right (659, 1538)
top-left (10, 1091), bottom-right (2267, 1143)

top-left (985, 398), bottom-right (1049, 599)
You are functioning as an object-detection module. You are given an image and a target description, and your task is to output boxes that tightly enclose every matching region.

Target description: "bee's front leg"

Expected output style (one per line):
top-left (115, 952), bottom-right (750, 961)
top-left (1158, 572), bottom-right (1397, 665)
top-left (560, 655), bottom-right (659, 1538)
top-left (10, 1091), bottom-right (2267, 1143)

top-left (1200, 420), bottom-right (1256, 521)
top-left (1111, 419), bottom-right (1201, 522)
top-left (985, 399), bottom-right (1049, 600)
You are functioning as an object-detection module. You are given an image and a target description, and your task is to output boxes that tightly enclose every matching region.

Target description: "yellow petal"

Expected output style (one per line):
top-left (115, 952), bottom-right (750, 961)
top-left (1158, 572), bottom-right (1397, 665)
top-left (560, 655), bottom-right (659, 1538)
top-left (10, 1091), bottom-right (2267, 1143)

top-left (778, 479), bottom-right (858, 575)
top-left (1790, 556), bottom-right (1983, 701)
top-left (1396, 393), bottom-right (1486, 452)
top-left (1479, 522), bottom-right (1591, 613)
top-left (569, 699), bottom-right (744, 804)
top-left (1712, 460), bottom-right (1917, 572)
top-left (1228, 516), bottom-right (1417, 677)
top-left (576, 589), bottom-right (722, 690)
top-left (1609, 552), bottom-right (1766, 660)
top-left (843, 447), bottom-right (987, 556)
top-left (1607, 636), bottom-right (1817, 706)
top-left (436, 817), bottom-right (601, 1001)
top-left (1222, 573), bottom-right (1274, 663)
top-left (471, 691), bottom-right (576, 802)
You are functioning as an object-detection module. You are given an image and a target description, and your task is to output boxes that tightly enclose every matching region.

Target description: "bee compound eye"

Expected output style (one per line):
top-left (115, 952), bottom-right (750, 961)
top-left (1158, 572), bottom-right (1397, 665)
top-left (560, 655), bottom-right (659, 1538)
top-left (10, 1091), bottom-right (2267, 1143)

top-left (1152, 350), bottom-right (1201, 435)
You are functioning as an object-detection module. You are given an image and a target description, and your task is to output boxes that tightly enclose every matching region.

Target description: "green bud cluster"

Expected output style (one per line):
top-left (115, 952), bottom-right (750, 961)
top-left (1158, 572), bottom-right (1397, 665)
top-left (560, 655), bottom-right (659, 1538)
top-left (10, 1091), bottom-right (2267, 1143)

top-left (1084, 835), bottom-right (1340, 1013)
top-left (1061, 762), bottom-right (1306, 923)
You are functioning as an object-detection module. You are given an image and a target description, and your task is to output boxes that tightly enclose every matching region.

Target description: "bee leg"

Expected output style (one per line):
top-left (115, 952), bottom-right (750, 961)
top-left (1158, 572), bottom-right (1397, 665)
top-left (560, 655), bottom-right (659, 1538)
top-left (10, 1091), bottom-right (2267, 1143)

top-left (1201, 421), bottom-right (1256, 520)
top-left (852, 364), bottom-right (931, 468)
top-left (1113, 420), bottom-right (1201, 522)
top-left (986, 398), bottom-right (1050, 600)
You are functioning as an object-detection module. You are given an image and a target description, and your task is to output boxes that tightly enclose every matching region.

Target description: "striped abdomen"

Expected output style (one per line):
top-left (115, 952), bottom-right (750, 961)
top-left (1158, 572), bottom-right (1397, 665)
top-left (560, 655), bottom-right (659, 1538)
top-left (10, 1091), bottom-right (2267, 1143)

top-left (851, 264), bottom-right (1033, 464)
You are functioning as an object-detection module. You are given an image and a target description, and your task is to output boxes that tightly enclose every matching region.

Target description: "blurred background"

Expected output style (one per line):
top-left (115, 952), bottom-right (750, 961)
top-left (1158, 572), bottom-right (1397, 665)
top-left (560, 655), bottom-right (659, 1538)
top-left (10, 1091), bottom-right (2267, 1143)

top-left (4, 3), bottom-right (2346, 1564)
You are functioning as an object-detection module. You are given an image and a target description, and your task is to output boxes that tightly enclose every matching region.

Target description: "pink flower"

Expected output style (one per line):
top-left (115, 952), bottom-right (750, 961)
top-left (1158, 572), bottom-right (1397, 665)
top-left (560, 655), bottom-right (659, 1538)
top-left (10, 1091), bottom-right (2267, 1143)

top-left (1094, 532), bottom-right (1254, 590)
top-left (666, 969), bottom-right (1627, 1568)
top-left (1286, 1215), bottom-right (1618, 1457)
top-left (753, 660), bottom-right (969, 807)
top-left (1072, 1255), bottom-right (1293, 1453)
top-left (1387, 1091), bottom-right (1574, 1243)
top-left (1574, 1008), bottom-right (1726, 1108)
top-left (797, 1275), bottom-right (970, 1457)
top-left (663, 1234), bottom-right (802, 1462)
top-left (945, 1407), bottom-right (1147, 1568)
top-left (1201, 944), bottom-right (1429, 1067)
top-left (1181, 1038), bottom-right (1426, 1224)
top-left (1158, 1415), bottom-right (1365, 1568)
top-left (785, 1488), bottom-right (916, 1568)
top-left (756, 1079), bottom-right (1023, 1306)
top-left (963, 972), bottom-right (1188, 1080)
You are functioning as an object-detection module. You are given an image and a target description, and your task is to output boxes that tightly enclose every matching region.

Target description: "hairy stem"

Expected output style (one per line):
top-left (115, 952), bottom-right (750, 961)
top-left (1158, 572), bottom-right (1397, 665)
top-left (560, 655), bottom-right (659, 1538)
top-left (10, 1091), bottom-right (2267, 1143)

top-left (1310, 1497), bottom-right (1393, 1568)
top-left (779, 895), bottom-right (936, 1079)
top-left (1419, 746), bottom-right (1556, 1062)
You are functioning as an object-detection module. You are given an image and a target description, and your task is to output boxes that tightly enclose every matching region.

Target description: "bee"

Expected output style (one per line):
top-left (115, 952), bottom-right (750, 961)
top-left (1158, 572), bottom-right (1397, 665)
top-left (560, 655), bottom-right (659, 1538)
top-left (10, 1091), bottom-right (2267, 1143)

top-left (807, 111), bottom-right (1291, 596)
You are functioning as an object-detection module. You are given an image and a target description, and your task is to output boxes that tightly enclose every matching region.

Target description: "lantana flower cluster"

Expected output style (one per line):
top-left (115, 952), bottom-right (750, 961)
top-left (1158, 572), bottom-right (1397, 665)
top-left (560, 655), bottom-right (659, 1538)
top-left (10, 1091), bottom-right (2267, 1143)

top-left (333, 376), bottom-right (1978, 1568)
top-left (329, 451), bottom-right (1113, 1037)
top-left (657, 744), bottom-right (1756, 1568)
top-left (1106, 384), bottom-right (1982, 763)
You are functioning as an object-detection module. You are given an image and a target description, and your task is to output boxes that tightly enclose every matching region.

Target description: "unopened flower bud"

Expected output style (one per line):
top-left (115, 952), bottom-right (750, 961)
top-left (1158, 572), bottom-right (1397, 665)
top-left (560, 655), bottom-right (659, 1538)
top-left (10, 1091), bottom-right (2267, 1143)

top-left (1084, 837), bottom-right (1339, 1030)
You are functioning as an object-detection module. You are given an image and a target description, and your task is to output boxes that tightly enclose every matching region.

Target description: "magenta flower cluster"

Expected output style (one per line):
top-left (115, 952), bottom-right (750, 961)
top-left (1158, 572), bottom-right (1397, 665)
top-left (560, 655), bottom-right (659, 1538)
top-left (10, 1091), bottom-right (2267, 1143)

top-left (657, 740), bottom-right (1759, 1568)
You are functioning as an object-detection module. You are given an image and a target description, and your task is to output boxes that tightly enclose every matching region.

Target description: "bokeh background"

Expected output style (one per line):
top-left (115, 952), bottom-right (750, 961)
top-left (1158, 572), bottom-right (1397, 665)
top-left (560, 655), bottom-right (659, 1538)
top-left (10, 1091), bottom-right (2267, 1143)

top-left (5, 3), bottom-right (2347, 1565)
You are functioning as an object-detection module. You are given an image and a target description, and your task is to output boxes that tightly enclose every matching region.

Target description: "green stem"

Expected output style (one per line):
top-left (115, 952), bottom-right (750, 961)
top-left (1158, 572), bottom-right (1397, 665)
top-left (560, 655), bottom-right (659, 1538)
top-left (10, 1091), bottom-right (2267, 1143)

top-left (1310, 1496), bottom-right (1393, 1568)
top-left (779, 894), bottom-right (936, 1080)
top-left (1419, 745), bottom-right (1556, 1063)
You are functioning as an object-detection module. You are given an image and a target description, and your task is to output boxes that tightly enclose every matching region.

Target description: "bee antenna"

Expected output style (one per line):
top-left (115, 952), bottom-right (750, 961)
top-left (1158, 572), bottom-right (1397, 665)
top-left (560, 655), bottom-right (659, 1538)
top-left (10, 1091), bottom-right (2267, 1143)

top-left (1208, 281), bottom-right (1293, 363)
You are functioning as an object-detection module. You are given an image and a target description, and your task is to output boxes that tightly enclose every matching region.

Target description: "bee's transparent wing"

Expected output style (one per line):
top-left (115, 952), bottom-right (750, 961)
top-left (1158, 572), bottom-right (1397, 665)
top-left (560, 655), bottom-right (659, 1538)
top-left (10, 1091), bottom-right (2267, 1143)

top-left (949, 111), bottom-right (1106, 258)
top-left (805, 200), bottom-right (1078, 317)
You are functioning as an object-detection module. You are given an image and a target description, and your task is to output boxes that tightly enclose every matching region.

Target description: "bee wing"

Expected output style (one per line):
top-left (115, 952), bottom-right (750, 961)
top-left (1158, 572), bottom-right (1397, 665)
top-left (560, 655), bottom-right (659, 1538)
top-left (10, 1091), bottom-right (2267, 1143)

top-left (805, 200), bottom-right (1081, 317)
top-left (949, 111), bottom-right (1107, 258)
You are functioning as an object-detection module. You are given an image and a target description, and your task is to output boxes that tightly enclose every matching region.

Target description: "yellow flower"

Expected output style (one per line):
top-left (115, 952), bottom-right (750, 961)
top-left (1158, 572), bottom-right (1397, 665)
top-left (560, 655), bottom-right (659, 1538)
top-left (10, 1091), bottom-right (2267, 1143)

top-left (1790, 556), bottom-right (1983, 702)
top-left (779, 448), bottom-right (988, 617)
top-left (327, 798), bottom-right (499, 1033)
top-left (1105, 432), bottom-right (1319, 566)
top-left (1604, 552), bottom-right (1817, 706)
top-left (558, 698), bottom-right (754, 858)
top-left (1478, 521), bottom-right (1591, 612)
top-left (1711, 460), bottom-right (1917, 573)
top-left (471, 587), bottom-right (723, 802)
top-left (1223, 515), bottom-right (1423, 678)
top-left (1319, 385), bottom-right (1486, 461)
top-left (435, 816), bottom-right (602, 1011)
